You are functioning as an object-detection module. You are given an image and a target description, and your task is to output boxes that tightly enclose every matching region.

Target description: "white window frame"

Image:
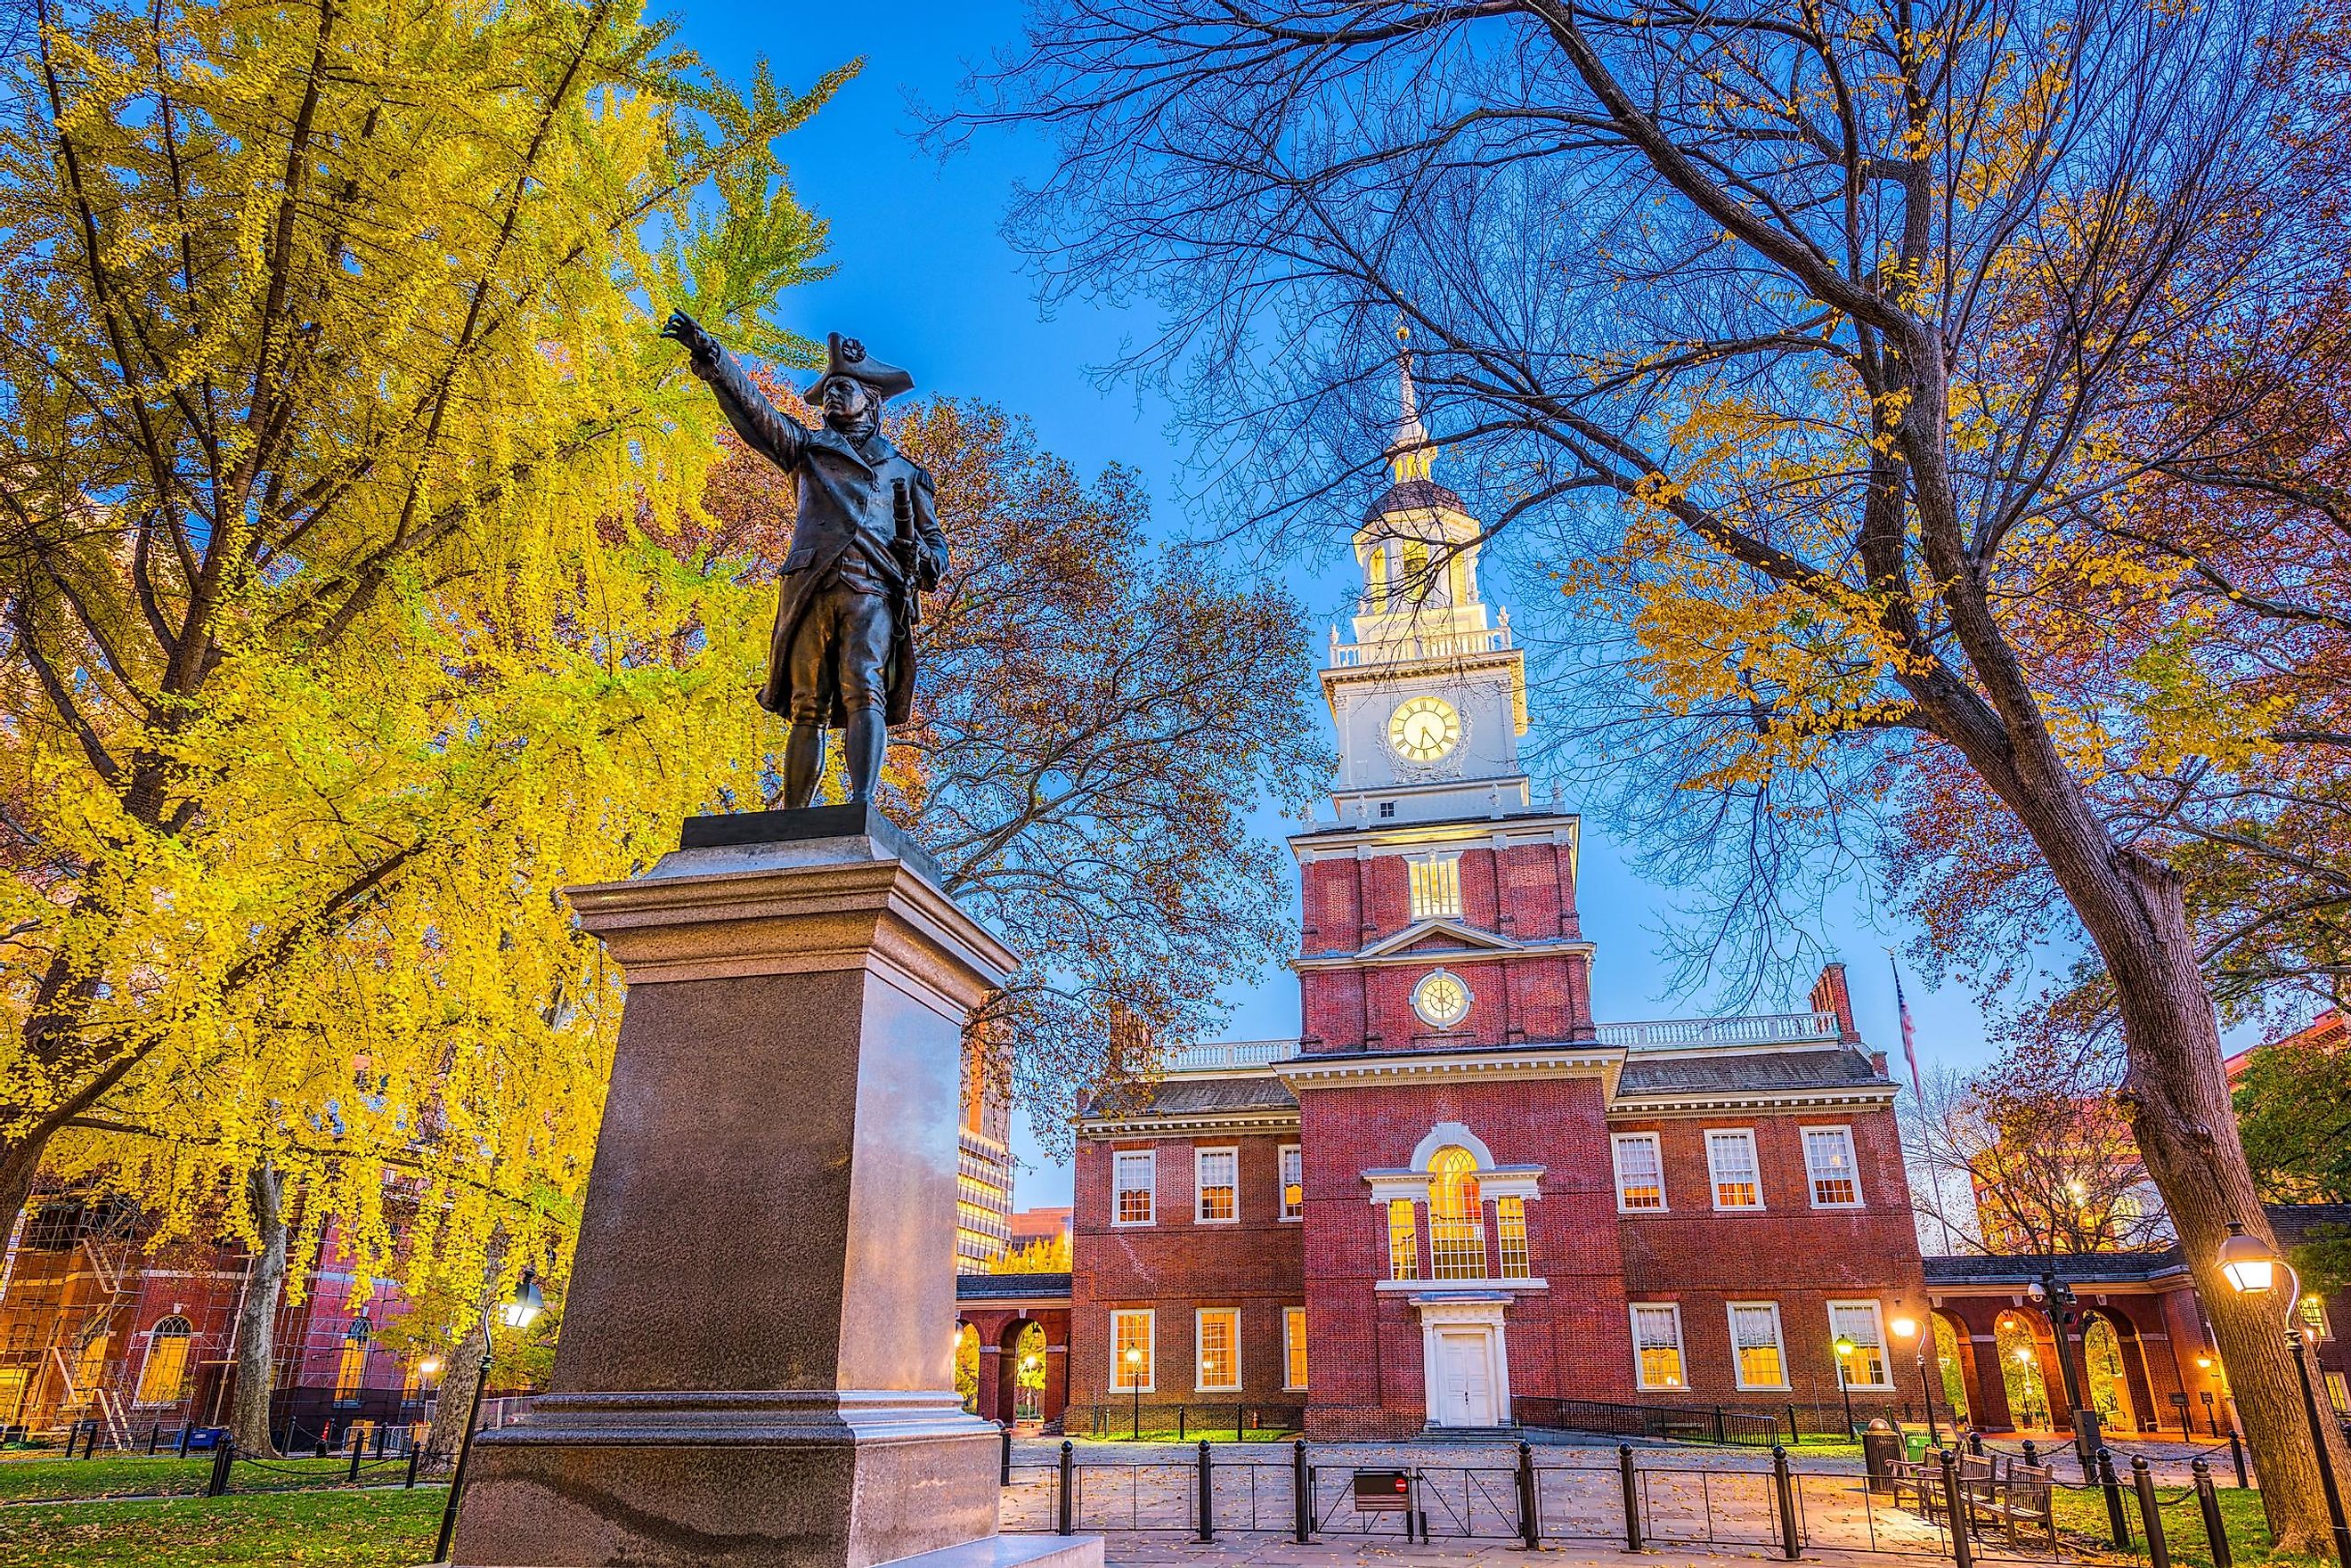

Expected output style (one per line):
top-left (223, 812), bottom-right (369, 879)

top-left (1111, 1150), bottom-right (1156, 1228)
top-left (1283, 1306), bottom-right (1308, 1391)
top-left (1706, 1128), bottom-right (1765, 1211)
top-left (1828, 1300), bottom-right (1895, 1390)
top-left (1803, 1125), bottom-right (1865, 1209)
top-left (1728, 1301), bottom-right (1791, 1391)
top-left (1110, 1309), bottom-right (1156, 1393)
top-left (1629, 1303), bottom-right (1688, 1392)
top-left (1195, 1308), bottom-right (1242, 1393)
top-left (1279, 1144), bottom-right (1304, 1222)
top-left (1612, 1132), bottom-right (1667, 1213)
top-left (1195, 1145), bottom-right (1241, 1224)
top-left (1408, 853), bottom-right (1463, 921)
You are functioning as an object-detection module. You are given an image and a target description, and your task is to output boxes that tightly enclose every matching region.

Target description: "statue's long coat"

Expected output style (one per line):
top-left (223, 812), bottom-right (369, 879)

top-left (695, 349), bottom-right (947, 727)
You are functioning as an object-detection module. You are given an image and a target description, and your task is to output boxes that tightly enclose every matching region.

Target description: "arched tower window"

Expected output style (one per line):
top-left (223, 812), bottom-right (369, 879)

top-left (1401, 540), bottom-right (1431, 602)
top-left (135, 1316), bottom-right (192, 1405)
top-left (1364, 542), bottom-right (1388, 605)
top-left (1428, 1147), bottom-right (1486, 1280)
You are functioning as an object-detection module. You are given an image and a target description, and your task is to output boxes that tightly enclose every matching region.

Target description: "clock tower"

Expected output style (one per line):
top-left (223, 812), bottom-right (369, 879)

top-left (1289, 338), bottom-right (1592, 1057)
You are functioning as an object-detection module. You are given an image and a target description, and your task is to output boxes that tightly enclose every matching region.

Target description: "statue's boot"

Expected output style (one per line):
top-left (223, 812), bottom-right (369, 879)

top-left (843, 707), bottom-right (886, 802)
top-left (781, 720), bottom-right (825, 809)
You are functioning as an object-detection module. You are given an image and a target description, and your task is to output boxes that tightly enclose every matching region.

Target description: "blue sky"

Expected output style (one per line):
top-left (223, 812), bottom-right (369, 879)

top-left (682, 3), bottom-right (2004, 1205)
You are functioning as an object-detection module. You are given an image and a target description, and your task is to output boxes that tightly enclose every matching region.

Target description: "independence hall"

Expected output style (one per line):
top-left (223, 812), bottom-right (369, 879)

top-left (1057, 374), bottom-right (1929, 1440)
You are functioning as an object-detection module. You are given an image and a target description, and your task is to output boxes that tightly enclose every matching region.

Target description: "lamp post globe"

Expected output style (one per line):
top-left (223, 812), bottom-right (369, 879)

top-left (1891, 1315), bottom-right (1936, 1445)
top-left (1125, 1346), bottom-right (1143, 1439)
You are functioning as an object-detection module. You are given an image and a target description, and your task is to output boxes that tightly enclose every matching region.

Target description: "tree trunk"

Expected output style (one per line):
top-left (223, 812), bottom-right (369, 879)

top-left (427, 1235), bottom-right (508, 1472)
top-left (227, 1160), bottom-right (288, 1457)
top-left (2020, 812), bottom-right (2351, 1550)
top-left (2095, 849), bottom-right (2351, 1554)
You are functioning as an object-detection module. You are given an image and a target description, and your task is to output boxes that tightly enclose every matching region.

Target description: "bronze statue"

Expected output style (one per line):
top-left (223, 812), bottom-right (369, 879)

top-left (662, 311), bottom-right (947, 808)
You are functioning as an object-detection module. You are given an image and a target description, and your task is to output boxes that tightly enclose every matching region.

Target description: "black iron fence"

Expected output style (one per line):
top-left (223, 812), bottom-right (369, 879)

top-left (1002, 1435), bottom-right (2246, 1565)
top-left (198, 1430), bottom-right (434, 1497)
top-left (1516, 1395), bottom-right (1784, 1447)
top-left (1070, 1401), bottom-right (1306, 1442)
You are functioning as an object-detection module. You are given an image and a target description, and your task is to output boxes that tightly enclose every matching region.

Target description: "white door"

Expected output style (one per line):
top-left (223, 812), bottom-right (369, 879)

top-left (1436, 1329), bottom-right (1495, 1426)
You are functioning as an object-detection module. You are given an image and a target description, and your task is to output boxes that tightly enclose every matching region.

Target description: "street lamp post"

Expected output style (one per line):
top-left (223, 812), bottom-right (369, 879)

top-left (1892, 1316), bottom-right (1936, 1445)
top-left (1125, 1346), bottom-right (1143, 1441)
top-left (432, 1265), bottom-right (545, 1565)
top-left (2030, 1272), bottom-right (2098, 1478)
top-left (2217, 1221), bottom-right (2351, 1564)
top-left (1834, 1336), bottom-right (1858, 1437)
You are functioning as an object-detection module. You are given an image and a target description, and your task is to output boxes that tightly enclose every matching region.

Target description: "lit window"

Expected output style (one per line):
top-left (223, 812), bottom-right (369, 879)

top-left (1631, 1304), bottom-right (1686, 1390)
top-left (1409, 855), bottom-right (1462, 921)
top-left (1803, 1127), bottom-right (1862, 1207)
top-left (1195, 1147), bottom-right (1238, 1223)
top-left (1111, 1311), bottom-right (1154, 1392)
top-left (1829, 1302), bottom-right (1891, 1388)
top-left (1113, 1150), bottom-right (1154, 1226)
top-left (1285, 1307), bottom-right (1308, 1390)
top-left (2302, 1295), bottom-right (2332, 1339)
top-left (334, 1341), bottom-right (368, 1401)
top-left (134, 1317), bottom-right (192, 1405)
top-left (1496, 1196), bottom-right (1531, 1279)
top-left (1706, 1130), bottom-right (1763, 1209)
top-left (1612, 1133), bottom-right (1665, 1211)
top-left (2328, 1371), bottom-right (2349, 1415)
top-left (1428, 1147), bottom-right (1487, 1280)
top-left (1403, 540), bottom-right (1431, 596)
top-left (1729, 1303), bottom-right (1789, 1390)
top-left (1387, 1198), bottom-right (1419, 1280)
top-left (1196, 1309), bottom-right (1241, 1392)
top-left (1280, 1146), bottom-right (1304, 1221)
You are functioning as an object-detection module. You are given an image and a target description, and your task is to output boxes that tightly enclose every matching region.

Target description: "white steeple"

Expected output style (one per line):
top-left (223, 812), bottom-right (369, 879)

top-left (1318, 321), bottom-right (1532, 825)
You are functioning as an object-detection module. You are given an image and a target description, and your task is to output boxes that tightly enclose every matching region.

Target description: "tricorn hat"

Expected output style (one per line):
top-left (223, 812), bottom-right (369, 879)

top-left (807, 331), bottom-right (915, 402)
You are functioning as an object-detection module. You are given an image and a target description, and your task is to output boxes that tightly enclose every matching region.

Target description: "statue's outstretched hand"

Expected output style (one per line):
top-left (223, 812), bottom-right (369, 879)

top-left (661, 309), bottom-right (718, 366)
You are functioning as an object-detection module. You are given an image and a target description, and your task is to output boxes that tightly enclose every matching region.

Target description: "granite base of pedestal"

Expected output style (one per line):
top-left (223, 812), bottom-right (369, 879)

top-left (445, 807), bottom-right (1027, 1568)
top-left (448, 1392), bottom-right (1005, 1568)
top-left (457, 1525), bottom-right (1106, 1568)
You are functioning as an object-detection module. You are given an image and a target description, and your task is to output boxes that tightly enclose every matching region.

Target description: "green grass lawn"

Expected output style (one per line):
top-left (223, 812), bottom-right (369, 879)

top-left (0, 1487), bottom-right (442, 1567)
top-left (0, 1452), bottom-right (366, 1502)
top-left (2049, 1478), bottom-right (2331, 1568)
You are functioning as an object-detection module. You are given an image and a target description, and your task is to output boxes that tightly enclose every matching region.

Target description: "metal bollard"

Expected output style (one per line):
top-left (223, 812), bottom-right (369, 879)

top-left (1196, 1438), bottom-right (1214, 1542)
top-left (1939, 1449), bottom-right (1973, 1568)
top-left (1621, 1442), bottom-right (1643, 1552)
top-left (2097, 1448), bottom-right (2133, 1550)
top-left (1000, 1425), bottom-right (1013, 1486)
top-left (1292, 1439), bottom-right (1311, 1542)
top-left (2021, 1440), bottom-right (2038, 1469)
top-left (147, 1424), bottom-right (159, 1456)
top-left (2228, 1430), bottom-right (2249, 1490)
top-left (348, 1433), bottom-right (366, 1483)
top-left (178, 1422), bottom-right (193, 1458)
top-left (207, 1439), bottom-right (235, 1498)
top-left (1056, 1440), bottom-right (1075, 1536)
top-left (1967, 1429), bottom-right (1985, 1458)
top-left (1772, 1445), bottom-right (1800, 1561)
top-left (2133, 1457), bottom-right (2170, 1568)
top-left (405, 1441), bottom-right (422, 1490)
top-left (1518, 1439), bottom-right (1540, 1549)
top-left (2193, 1459), bottom-right (2233, 1568)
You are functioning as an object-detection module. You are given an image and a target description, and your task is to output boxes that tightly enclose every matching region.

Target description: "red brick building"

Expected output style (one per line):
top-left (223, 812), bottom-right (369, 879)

top-left (1070, 368), bottom-right (1930, 1440)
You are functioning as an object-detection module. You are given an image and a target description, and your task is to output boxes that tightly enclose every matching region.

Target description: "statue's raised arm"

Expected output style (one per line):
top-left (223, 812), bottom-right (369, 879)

top-left (665, 313), bottom-right (942, 810)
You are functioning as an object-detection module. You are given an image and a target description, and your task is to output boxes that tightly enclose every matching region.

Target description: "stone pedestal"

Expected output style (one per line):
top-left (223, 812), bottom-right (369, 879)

top-left (449, 807), bottom-right (1090, 1568)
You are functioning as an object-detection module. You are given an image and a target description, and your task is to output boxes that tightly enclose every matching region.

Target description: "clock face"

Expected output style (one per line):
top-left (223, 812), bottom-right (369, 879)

top-left (1412, 968), bottom-right (1472, 1030)
top-left (1388, 695), bottom-right (1461, 763)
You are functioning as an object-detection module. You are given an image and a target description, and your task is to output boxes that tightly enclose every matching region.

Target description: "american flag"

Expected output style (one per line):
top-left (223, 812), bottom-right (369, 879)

top-left (1891, 957), bottom-right (1923, 1099)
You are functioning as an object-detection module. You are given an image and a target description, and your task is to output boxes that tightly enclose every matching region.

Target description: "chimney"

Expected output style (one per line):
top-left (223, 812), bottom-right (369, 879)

top-left (1810, 962), bottom-right (1862, 1044)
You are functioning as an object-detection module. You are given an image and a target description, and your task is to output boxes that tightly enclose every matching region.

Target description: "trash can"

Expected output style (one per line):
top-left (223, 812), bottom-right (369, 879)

top-left (1862, 1418), bottom-right (1904, 1491)
top-left (1904, 1428), bottom-right (1932, 1464)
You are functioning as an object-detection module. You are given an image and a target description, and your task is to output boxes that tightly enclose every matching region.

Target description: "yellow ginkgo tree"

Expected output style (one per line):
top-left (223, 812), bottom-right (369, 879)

top-left (0, 0), bottom-right (850, 1433)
